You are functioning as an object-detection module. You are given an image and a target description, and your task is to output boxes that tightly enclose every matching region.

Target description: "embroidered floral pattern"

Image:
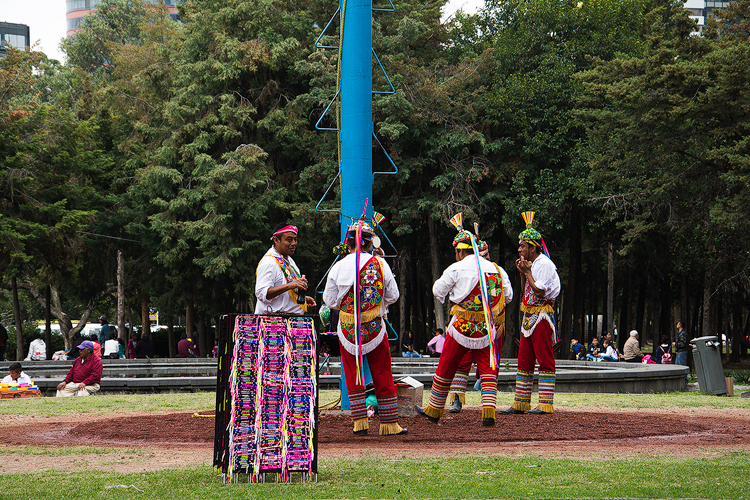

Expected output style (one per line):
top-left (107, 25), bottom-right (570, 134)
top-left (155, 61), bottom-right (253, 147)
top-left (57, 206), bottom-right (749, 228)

top-left (452, 273), bottom-right (504, 338)
top-left (341, 257), bottom-right (384, 343)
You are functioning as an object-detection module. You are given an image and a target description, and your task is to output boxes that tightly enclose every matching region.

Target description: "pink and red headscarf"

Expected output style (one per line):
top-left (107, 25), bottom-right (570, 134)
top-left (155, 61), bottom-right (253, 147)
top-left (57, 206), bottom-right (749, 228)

top-left (271, 224), bottom-right (298, 240)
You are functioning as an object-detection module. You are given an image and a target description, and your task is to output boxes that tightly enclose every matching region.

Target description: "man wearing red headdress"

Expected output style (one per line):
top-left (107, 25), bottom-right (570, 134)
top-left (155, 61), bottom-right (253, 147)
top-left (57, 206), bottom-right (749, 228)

top-left (255, 222), bottom-right (316, 314)
top-left (416, 217), bottom-right (513, 427)
top-left (499, 212), bottom-right (560, 415)
top-left (323, 222), bottom-right (406, 436)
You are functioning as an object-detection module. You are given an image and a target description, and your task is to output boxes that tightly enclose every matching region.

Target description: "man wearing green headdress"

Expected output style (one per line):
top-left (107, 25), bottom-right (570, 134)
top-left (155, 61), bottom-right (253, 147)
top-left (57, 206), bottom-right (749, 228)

top-left (500, 211), bottom-right (561, 415)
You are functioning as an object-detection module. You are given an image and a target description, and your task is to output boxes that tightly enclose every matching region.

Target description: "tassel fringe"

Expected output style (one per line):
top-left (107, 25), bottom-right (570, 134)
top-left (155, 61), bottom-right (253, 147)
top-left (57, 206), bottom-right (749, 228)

top-left (424, 404), bottom-right (444, 420)
top-left (535, 403), bottom-right (554, 414)
top-left (353, 418), bottom-right (369, 432)
top-left (512, 401), bottom-right (531, 411)
top-left (379, 422), bottom-right (403, 436)
top-left (448, 392), bottom-right (466, 404)
top-left (482, 406), bottom-right (495, 419)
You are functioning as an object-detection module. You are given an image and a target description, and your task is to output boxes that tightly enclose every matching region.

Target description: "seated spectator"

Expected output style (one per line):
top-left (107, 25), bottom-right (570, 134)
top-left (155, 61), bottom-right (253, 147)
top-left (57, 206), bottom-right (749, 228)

top-left (103, 332), bottom-right (120, 359)
top-left (654, 335), bottom-right (672, 364)
top-left (599, 339), bottom-right (620, 361)
top-left (89, 334), bottom-right (102, 358)
top-left (117, 338), bottom-right (126, 359)
top-left (67, 332), bottom-right (83, 360)
top-left (189, 336), bottom-right (200, 358)
top-left (569, 338), bottom-right (585, 360)
top-left (135, 333), bottom-right (155, 359)
top-left (586, 337), bottom-right (603, 361)
top-left (211, 339), bottom-right (219, 358)
top-left (402, 331), bottom-right (420, 358)
top-left (2, 362), bottom-right (33, 385)
top-left (128, 332), bottom-right (138, 359)
top-left (623, 330), bottom-right (644, 362)
top-left (25, 333), bottom-right (47, 361)
top-left (56, 340), bottom-right (103, 397)
top-left (178, 333), bottom-right (196, 358)
top-left (427, 329), bottom-right (445, 358)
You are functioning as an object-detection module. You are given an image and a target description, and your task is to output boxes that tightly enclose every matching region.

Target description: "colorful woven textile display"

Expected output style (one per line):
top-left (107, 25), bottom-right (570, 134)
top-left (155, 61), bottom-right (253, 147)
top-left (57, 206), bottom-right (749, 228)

top-left (225, 314), bottom-right (317, 483)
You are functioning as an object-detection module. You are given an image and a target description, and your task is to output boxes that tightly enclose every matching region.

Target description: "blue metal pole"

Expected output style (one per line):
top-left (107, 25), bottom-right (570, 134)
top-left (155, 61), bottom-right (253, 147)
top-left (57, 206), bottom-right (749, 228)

top-left (338, 0), bottom-right (374, 242)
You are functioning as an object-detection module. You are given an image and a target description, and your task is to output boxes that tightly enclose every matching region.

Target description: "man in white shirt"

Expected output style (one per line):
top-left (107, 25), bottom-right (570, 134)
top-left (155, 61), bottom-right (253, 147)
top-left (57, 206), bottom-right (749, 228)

top-left (500, 211), bottom-right (561, 415)
top-left (416, 215), bottom-right (513, 427)
top-left (255, 222), bottom-right (316, 314)
top-left (323, 221), bottom-right (406, 436)
top-left (25, 333), bottom-right (46, 361)
top-left (2, 362), bottom-right (33, 385)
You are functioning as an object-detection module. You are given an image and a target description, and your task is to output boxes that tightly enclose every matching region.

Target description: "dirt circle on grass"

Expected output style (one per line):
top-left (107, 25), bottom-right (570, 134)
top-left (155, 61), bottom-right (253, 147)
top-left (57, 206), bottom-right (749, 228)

top-left (2, 406), bottom-right (750, 473)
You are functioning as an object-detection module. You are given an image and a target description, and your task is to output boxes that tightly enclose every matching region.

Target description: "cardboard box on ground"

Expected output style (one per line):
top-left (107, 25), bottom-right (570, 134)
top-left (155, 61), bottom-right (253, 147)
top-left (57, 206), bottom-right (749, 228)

top-left (396, 376), bottom-right (423, 417)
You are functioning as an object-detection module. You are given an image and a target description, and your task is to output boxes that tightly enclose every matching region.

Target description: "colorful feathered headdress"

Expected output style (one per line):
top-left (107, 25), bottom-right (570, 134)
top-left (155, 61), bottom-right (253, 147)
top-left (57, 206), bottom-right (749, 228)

top-left (518, 211), bottom-right (549, 256)
top-left (449, 213), bottom-right (473, 249)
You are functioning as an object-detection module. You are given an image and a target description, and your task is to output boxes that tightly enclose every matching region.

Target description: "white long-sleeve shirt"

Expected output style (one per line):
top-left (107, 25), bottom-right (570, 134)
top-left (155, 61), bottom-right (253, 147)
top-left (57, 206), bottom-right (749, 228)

top-left (254, 247), bottom-right (306, 315)
top-left (433, 255), bottom-right (513, 349)
top-left (323, 252), bottom-right (399, 356)
top-left (528, 253), bottom-right (561, 301)
top-left (323, 252), bottom-right (399, 311)
top-left (433, 255), bottom-right (513, 306)
top-left (2, 372), bottom-right (33, 385)
top-left (25, 339), bottom-right (46, 361)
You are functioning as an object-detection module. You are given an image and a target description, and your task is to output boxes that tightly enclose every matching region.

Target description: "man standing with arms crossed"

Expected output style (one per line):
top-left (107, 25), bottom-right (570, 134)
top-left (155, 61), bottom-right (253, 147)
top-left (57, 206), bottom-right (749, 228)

top-left (500, 211), bottom-right (560, 415)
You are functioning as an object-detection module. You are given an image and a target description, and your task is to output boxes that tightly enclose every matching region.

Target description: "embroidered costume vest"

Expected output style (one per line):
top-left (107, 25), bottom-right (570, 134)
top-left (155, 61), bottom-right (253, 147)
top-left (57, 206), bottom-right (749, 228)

top-left (520, 281), bottom-right (555, 339)
top-left (339, 256), bottom-right (385, 344)
top-left (270, 254), bottom-right (307, 312)
top-left (449, 264), bottom-right (506, 339)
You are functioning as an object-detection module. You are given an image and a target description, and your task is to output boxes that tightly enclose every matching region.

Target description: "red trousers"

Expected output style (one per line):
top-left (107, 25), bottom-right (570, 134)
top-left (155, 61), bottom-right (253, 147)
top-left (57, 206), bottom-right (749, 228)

top-left (517, 320), bottom-right (555, 373)
top-left (339, 334), bottom-right (397, 423)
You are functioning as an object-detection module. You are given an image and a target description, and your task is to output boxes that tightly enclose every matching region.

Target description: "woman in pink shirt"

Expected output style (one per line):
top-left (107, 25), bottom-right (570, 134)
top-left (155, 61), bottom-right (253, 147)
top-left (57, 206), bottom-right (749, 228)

top-left (427, 329), bottom-right (445, 358)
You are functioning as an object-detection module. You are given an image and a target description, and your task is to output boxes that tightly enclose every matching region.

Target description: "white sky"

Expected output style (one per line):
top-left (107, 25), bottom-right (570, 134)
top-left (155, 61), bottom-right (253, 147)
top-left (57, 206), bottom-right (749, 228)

top-left (0, 0), bottom-right (483, 65)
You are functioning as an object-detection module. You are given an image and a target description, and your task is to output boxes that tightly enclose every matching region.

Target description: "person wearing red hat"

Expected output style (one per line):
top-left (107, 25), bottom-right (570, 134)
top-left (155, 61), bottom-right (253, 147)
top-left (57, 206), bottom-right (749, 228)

top-left (255, 222), bottom-right (316, 314)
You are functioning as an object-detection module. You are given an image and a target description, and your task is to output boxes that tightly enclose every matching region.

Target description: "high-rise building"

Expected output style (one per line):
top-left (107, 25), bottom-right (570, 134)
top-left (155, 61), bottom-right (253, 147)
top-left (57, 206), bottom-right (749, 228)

top-left (684, 0), bottom-right (733, 33)
top-left (66, 0), bottom-right (181, 36)
top-left (0, 22), bottom-right (30, 59)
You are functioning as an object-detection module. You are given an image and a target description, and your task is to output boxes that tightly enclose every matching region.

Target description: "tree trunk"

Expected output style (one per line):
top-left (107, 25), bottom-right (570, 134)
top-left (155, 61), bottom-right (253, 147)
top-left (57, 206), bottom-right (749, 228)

top-left (398, 252), bottom-right (408, 353)
top-left (607, 243), bottom-right (614, 335)
top-left (45, 285), bottom-right (52, 360)
top-left (702, 268), bottom-right (712, 341)
top-left (731, 298), bottom-right (742, 363)
top-left (186, 297), bottom-right (196, 344)
top-left (141, 296), bottom-right (150, 340)
top-left (659, 274), bottom-right (671, 343)
top-left (167, 313), bottom-right (176, 358)
top-left (117, 249), bottom-right (126, 341)
top-left (12, 277), bottom-right (24, 361)
top-left (618, 273), bottom-right (630, 351)
top-left (680, 273), bottom-right (689, 337)
top-left (635, 280), bottom-right (646, 337)
top-left (428, 217), bottom-right (446, 332)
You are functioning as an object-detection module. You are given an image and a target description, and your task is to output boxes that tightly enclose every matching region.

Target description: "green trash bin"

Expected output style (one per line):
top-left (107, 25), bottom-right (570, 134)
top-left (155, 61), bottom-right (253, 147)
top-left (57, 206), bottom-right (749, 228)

top-left (690, 336), bottom-right (727, 395)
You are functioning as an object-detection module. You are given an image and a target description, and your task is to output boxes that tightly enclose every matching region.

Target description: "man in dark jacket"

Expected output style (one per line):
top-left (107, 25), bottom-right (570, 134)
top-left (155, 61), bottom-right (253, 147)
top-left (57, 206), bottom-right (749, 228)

top-left (135, 333), bottom-right (155, 359)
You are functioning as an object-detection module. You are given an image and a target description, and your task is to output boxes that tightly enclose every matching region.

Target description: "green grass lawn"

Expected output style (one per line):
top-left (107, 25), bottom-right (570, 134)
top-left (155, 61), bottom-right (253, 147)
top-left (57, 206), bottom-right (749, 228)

top-left (1, 391), bottom-right (749, 499)
top-left (1, 454), bottom-right (748, 499)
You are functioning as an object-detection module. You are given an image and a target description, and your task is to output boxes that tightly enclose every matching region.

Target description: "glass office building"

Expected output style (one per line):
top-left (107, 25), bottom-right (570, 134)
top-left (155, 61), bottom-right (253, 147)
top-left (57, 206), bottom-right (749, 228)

top-left (0, 22), bottom-right (30, 58)
top-left (66, 0), bottom-right (181, 36)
